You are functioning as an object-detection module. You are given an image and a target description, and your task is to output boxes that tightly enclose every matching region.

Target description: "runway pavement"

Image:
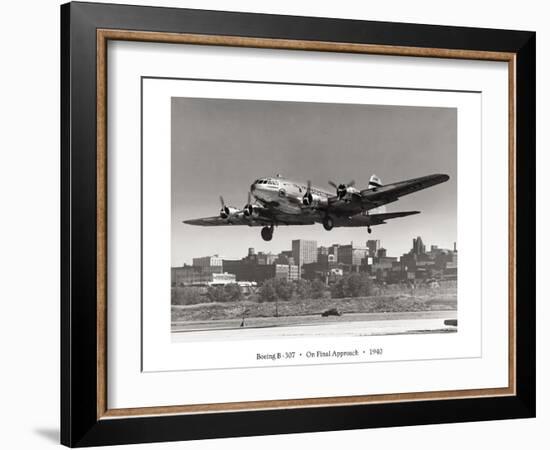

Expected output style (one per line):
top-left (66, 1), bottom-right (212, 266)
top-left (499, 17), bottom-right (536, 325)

top-left (171, 310), bottom-right (457, 342)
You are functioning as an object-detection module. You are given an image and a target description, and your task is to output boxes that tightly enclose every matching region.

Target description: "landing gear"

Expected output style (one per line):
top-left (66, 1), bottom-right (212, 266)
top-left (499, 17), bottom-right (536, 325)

top-left (367, 226), bottom-right (372, 234)
top-left (322, 216), bottom-right (334, 231)
top-left (261, 225), bottom-right (274, 241)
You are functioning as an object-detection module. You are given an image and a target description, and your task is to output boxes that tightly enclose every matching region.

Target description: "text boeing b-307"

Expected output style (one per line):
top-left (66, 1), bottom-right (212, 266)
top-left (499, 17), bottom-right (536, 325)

top-left (183, 173), bottom-right (449, 241)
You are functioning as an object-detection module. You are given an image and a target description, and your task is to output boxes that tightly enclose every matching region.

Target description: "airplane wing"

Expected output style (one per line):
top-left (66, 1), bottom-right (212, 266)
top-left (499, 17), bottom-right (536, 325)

top-left (183, 216), bottom-right (267, 226)
top-left (320, 174), bottom-right (448, 216)
top-left (183, 211), bottom-right (315, 227)
top-left (360, 174), bottom-right (449, 209)
top-left (332, 211), bottom-right (420, 227)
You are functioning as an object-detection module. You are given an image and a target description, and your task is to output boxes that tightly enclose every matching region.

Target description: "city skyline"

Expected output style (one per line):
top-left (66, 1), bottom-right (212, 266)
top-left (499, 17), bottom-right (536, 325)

top-left (171, 235), bottom-right (457, 289)
top-left (173, 235), bottom-right (456, 268)
top-left (172, 97), bottom-right (457, 266)
top-left (174, 234), bottom-right (458, 266)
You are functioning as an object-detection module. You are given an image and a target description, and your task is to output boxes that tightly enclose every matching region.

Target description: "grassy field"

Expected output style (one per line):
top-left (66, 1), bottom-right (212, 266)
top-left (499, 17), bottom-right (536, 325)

top-left (171, 285), bottom-right (456, 323)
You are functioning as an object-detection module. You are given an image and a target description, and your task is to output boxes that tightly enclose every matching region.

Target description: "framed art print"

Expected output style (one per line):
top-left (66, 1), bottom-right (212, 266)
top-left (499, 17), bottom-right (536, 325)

top-left (61, 2), bottom-right (536, 447)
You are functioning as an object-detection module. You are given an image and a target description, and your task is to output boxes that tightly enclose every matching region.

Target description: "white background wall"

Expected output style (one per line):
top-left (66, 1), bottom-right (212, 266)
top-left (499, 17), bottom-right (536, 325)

top-left (0, 0), bottom-right (546, 448)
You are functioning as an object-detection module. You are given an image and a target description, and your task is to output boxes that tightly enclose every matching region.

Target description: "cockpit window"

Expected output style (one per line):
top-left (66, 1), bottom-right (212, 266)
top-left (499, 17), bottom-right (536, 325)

top-left (256, 178), bottom-right (279, 185)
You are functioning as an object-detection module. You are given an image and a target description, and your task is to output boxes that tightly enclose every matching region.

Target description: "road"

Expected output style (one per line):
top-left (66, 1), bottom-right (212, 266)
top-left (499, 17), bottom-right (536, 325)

top-left (171, 310), bottom-right (457, 342)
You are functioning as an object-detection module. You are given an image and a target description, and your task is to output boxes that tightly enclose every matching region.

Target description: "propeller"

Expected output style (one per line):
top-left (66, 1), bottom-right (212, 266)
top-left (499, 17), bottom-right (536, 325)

top-left (219, 195), bottom-right (230, 219)
top-left (243, 192), bottom-right (254, 216)
top-left (302, 180), bottom-right (313, 206)
top-left (329, 180), bottom-right (355, 199)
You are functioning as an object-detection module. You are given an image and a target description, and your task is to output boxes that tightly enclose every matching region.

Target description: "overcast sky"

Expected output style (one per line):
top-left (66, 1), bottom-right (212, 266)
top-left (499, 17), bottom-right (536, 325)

top-left (171, 97), bottom-right (457, 266)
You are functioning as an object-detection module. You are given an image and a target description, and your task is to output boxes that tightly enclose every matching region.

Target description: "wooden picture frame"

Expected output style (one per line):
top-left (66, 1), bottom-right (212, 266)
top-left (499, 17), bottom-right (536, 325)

top-left (61, 1), bottom-right (535, 447)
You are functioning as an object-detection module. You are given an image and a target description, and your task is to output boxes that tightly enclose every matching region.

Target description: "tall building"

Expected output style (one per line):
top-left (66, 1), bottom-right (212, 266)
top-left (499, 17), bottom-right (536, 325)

top-left (412, 236), bottom-right (426, 255)
top-left (292, 240), bottom-right (318, 267)
top-left (366, 239), bottom-right (381, 257)
top-left (338, 242), bottom-right (369, 266)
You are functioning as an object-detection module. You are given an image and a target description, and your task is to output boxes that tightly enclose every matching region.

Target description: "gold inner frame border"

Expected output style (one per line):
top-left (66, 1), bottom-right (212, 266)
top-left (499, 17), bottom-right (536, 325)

top-left (96, 28), bottom-right (517, 420)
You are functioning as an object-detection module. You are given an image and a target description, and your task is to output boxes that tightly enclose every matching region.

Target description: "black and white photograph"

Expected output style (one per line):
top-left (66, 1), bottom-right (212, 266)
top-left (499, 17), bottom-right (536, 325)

top-left (170, 95), bottom-right (458, 342)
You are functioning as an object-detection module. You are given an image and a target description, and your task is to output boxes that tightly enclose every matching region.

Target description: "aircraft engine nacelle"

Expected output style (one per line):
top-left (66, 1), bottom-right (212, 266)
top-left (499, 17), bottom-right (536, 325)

top-left (302, 192), bottom-right (327, 208)
top-left (220, 205), bottom-right (239, 219)
top-left (243, 204), bottom-right (260, 218)
top-left (341, 186), bottom-right (359, 200)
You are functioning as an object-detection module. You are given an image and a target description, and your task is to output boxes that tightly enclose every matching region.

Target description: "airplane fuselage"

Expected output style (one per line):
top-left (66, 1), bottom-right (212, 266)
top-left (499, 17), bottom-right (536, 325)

top-left (250, 176), bottom-right (332, 215)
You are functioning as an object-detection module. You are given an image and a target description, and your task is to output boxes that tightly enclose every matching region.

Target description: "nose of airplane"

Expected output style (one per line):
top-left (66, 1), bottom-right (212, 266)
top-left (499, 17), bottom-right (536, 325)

top-left (250, 183), bottom-right (256, 192)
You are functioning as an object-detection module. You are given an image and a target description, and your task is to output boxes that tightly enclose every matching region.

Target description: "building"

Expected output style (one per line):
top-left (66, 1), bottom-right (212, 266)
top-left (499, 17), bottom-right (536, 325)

top-left (208, 272), bottom-right (237, 286)
top-left (371, 256), bottom-right (398, 271)
top-left (223, 259), bottom-right (299, 283)
top-left (257, 252), bottom-right (277, 265)
top-left (366, 239), bottom-right (380, 257)
top-left (289, 264), bottom-right (300, 281)
top-left (412, 236), bottom-right (426, 256)
top-left (302, 262), bottom-right (328, 280)
top-left (274, 253), bottom-right (295, 265)
top-left (292, 239), bottom-right (318, 268)
top-left (302, 259), bottom-right (344, 282)
top-left (338, 242), bottom-right (369, 267)
top-left (192, 255), bottom-right (223, 268)
top-left (275, 264), bottom-right (300, 281)
top-left (370, 256), bottom-right (399, 281)
top-left (172, 265), bottom-right (224, 286)
top-left (329, 244), bottom-right (340, 262)
top-left (318, 253), bottom-right (337, 265)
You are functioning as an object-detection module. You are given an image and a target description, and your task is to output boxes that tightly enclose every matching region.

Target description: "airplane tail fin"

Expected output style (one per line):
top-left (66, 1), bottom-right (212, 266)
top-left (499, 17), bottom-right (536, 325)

top-left (368, 175), bottom-right (385, 213)
top-left (368, 174), bottom-right (382, 189)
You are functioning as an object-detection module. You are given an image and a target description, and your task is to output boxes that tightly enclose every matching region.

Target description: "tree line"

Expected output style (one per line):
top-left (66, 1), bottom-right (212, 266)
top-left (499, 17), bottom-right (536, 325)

top-left (172, 273), bottom-right (373, 306)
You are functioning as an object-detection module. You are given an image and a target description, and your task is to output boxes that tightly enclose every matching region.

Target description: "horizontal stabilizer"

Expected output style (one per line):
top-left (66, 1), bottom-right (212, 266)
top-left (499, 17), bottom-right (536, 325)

top-left (369, 211), bottom-right (419, 225)
top-left (332, 210), bottom-right (420, 228)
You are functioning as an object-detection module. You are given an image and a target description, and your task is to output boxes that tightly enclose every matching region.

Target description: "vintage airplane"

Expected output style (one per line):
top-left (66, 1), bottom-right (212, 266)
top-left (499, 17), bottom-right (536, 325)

top-left (183, 173), bottom-right (449, 241)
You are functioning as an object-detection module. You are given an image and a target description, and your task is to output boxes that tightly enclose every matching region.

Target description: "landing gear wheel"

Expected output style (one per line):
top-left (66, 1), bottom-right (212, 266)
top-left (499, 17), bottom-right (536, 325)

top-left (367, 226), bottom-right (372, 234)
top-left (322, 216), bottom-right (334, 231)
top-left (261, 226), bottom-right (273, 241)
